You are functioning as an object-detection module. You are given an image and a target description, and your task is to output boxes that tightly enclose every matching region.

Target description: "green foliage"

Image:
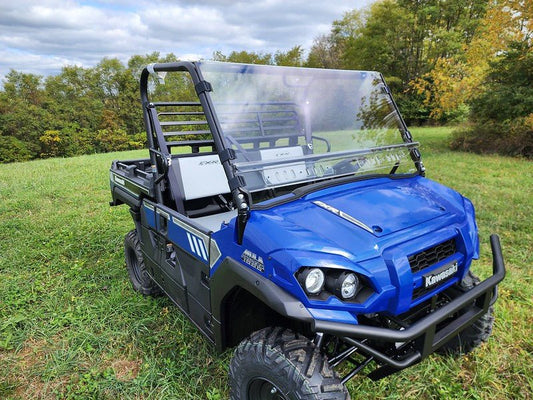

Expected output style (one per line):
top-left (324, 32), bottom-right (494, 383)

top-left (471, 42), bottom-right (533, 122)
top-left (343, 1), bottom-right (412, 79)
top-left (58, 124), bottom-right (97, 157)
top-left (0, 128), bottom-right (531, 398)
top-left (213, 50), bottom-right (274, 65)
top-left (309, 0), bottom-right (489, 125)
top-left (306, 34), bottom-right (342, 69)
top-left (274, 45), bottom-right (304, 67)
top-left (213, 46), bottom-right (305, 67)
top-left (452, 41), bottom-right (533, 157)
top-left (0, 54), bottom-right (177, 163)
top-left (0, 135), bottom-right (33, 162)
top-left (39, 130), bottom-right (62, 157)
top-left (94, 128), bottom-right (145, 153)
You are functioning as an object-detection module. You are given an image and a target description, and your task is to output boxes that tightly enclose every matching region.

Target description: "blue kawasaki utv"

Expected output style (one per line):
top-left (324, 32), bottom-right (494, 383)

top-left (109, 61), bottom-right (505, 399)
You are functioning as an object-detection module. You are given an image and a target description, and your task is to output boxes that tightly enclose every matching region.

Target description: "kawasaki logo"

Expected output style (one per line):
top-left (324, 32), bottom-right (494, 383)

top-left (424, 262), bottom-right (458, 288)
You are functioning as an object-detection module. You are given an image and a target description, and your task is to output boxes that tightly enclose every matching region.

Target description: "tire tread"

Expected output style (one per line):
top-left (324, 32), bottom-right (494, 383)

top-left (229, 327), bottom-right (349, 400)
top-left (124, 229), bottom-right (161, 296)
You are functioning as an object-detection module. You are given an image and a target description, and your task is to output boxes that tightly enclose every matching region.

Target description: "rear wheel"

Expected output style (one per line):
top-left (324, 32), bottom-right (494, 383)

top-left (124, 230), bottom-right (161, 296)
top-left (229, 327), bottom-right (349, 400)
top-left (437, 271), bottom-right (494, 355)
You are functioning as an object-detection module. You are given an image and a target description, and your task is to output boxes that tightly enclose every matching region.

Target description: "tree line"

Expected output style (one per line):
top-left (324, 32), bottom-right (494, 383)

top-left (0, 0), bottom-right (531, 163)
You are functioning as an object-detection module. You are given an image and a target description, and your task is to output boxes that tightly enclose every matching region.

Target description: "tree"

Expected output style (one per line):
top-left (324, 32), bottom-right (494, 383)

top-left (342, 1), bottom-right (412, 80)
top-left (213, 50), bottom-right (273, 65)
top-left (93, 58), bottom-right (142, 134)
top-left (274, 46), bottom-right (304, 67)
top-left (306, 34), bottom-right (343, 69)
top-left (412, 0), bottom-right (524, 121)
top-left (452, 41), bottom-right (533, 157)
top-left (306, 10), bottom-right (363, 70)
top-left (307, 0), bottom-right (490, 124)
top-left (0, 71), bottom-right (48, 158)
top-left (44, 66), bottom-right (103, 130)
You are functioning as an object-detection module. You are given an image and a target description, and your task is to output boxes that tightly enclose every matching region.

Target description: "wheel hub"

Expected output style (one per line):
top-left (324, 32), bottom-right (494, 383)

top-left (248, 378), bottom-right (288, 400)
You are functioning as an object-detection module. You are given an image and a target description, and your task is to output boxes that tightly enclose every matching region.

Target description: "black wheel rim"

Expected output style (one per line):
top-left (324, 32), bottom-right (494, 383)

top-left (247, 378), bottom-right (288, 400)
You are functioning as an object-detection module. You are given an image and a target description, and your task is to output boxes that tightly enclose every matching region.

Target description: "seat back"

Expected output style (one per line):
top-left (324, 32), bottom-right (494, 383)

top-left (176, 145), bottom-right (308, 201)
top-left (176, 154), bottom-right (230, 200)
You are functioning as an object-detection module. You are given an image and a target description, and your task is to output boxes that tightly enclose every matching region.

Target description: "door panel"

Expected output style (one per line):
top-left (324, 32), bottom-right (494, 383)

top-left (154, 204), bottom-right (214, 339)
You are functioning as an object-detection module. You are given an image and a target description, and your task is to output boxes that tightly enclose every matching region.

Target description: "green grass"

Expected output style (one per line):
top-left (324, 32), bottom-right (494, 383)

top-left (0, 127), bottom-right (531, 399)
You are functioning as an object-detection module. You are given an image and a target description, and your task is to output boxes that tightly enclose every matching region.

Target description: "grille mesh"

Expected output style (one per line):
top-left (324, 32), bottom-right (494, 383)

top-left (408, 238), bottom-right (457, 274)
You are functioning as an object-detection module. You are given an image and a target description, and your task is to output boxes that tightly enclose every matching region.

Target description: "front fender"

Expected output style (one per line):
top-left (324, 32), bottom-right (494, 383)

top-left (210, 257), bottom-right (314, 351)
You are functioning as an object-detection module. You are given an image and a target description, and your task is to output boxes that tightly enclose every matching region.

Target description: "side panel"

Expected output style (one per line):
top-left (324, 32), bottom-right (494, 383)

top-left (142, 201), bottom-right (215, 342)
top-left (140, 202), bottom-right (188, 309)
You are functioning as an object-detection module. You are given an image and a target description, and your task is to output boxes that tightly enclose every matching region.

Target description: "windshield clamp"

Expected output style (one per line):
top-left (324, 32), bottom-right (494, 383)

top-left (195, 80), bottom-right (213, 95)
top-left (228, 175), bottom-right (246, 191)
top-left (219, 148), bottom-right (236, 163)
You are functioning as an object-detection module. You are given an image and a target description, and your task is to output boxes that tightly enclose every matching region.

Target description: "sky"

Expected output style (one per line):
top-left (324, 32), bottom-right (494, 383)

top-left (0, 0), bottom-right (372, 81)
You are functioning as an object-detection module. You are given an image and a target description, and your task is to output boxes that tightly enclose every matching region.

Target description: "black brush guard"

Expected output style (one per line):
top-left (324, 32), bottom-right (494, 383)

top-left (313, 234), bottom-right (505, 380)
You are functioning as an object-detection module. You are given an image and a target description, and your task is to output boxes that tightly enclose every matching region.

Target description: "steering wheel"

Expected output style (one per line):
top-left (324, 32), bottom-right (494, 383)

top-left (332, 157), bottom-right (366, 174)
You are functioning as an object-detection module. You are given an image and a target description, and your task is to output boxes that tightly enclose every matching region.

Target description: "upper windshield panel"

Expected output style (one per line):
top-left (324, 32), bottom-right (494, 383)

top-left (198, 62), bottom-right (417, 192)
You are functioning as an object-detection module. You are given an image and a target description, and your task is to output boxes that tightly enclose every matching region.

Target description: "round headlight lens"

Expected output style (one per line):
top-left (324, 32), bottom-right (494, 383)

top-left (340, 273), bottom-right (359, 299)
top-left (304, 268), bottom-right (325, 294)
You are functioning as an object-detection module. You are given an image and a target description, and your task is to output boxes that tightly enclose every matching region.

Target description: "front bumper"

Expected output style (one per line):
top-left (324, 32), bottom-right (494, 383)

top-left (313, 234), bottom-right (505, 376)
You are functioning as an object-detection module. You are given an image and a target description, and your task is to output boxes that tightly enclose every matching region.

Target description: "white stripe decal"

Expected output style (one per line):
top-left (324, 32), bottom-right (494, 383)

top-left (192, 236), bottom-right (201, 257)
top-left (171, 215), bottom-right (216, 266)
top-left (186, 232), bottom-right (195, 255)
top-left (198, 239), bottom-right (208, 260)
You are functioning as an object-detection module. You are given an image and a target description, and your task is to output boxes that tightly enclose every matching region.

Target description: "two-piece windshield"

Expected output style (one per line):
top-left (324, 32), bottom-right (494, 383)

top-left (198, 62), bottom-right (417, 192)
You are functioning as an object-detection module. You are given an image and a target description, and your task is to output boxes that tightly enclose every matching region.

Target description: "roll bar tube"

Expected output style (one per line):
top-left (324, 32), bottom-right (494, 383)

top-left (139, 62), bottom-right (250, 242)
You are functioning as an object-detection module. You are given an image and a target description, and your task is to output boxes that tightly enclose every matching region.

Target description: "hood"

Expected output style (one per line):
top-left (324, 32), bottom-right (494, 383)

top-left (247, 176), bottom-right (465, 263)
top-left (309, 178), bottom-right (449, 237)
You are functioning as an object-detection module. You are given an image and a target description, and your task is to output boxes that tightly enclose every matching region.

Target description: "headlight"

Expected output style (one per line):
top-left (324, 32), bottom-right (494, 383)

top-left (326, 271), bottom-right (360, 299)
top-left (297, 267), bottom-right (366, 301)
top-left (340, 273), bottom-right (359, 299)
top-left (299, 268), bottom-right (325, 294)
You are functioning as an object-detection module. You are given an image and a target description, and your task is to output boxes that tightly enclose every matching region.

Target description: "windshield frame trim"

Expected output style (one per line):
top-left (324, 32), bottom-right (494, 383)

top-left (235, 142), bottom-right (420, 172)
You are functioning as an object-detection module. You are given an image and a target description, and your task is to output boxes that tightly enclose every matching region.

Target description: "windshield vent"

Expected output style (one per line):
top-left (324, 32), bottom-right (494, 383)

top-left (408, 239), bottom-right (457, 274)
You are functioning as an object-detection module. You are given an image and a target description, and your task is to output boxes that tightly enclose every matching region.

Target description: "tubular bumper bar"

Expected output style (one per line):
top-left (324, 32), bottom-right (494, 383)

top-left (313, 235), bottom-right (505, 370)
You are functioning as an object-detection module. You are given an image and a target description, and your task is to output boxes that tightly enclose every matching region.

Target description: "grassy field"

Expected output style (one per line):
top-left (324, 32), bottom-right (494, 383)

top-left (0, 127), bottom-right (531, 399)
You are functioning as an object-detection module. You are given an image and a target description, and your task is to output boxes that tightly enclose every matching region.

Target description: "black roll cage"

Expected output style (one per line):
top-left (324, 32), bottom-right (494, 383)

top-left (140, 62), bottom-right (251, 242)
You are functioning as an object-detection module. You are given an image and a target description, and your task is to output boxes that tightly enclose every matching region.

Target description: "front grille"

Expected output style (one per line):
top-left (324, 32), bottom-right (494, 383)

top-left (408, 238), bottom-right (457, 274)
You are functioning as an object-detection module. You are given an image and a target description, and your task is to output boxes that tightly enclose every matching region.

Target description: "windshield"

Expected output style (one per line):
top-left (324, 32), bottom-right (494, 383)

top-left (198, 62), bottom-right (418, 192)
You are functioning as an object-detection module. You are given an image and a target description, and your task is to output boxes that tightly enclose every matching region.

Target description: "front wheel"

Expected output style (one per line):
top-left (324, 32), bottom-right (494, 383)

top-left (229, 327), bottom-right (349, 400)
